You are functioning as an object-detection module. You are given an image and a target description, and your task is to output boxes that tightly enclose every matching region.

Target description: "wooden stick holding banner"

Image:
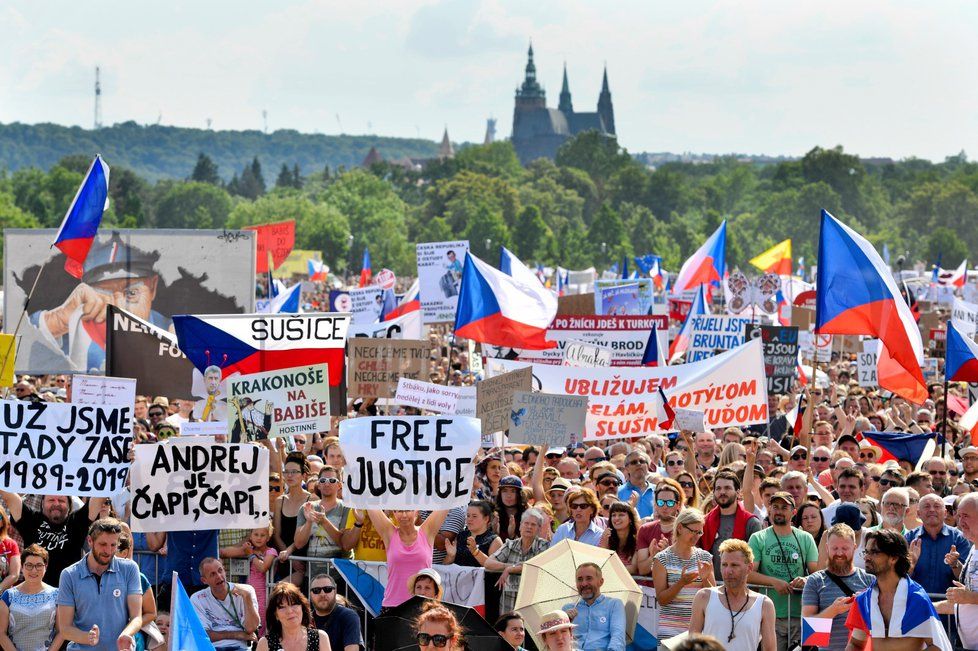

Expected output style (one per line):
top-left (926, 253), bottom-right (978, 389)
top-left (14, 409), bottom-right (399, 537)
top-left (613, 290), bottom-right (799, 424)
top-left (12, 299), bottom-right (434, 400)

top-left (1, 262), bottom-right (47, 389)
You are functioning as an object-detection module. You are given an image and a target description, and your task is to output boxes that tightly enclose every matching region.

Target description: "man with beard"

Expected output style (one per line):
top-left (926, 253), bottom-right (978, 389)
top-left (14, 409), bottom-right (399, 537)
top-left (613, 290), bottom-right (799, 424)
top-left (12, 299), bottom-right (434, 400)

top-left (564, 563), bottom-right (626, 651)
top-left (700, 471), bottom-right (762, 580)
top-left (689, 539), bottom-right (776, 651)
top-left (748, 492), bottom-right (818, 651)
top-left (309, 574), bottom-right (362, 651)
top-left (0, 489), bottom-right (106, 586)
top-left (802, 524), bottom-right (872, 651)
top-left (56, 518), bottom-right (143, 651)
top-left (872, 487), bottom-right (910, 535)
top-left (961, 447), bottom-right (978, 484)
top-left (845, 529), bottom-right (952, 650)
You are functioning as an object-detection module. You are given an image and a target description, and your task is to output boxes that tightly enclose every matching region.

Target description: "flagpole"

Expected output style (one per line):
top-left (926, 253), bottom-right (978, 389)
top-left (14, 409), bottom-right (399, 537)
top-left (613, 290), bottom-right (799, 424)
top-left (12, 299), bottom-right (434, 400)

top-left (1, 259), bottom-right (49, 386)
top-left (942, 317), bottom-right (951, 458)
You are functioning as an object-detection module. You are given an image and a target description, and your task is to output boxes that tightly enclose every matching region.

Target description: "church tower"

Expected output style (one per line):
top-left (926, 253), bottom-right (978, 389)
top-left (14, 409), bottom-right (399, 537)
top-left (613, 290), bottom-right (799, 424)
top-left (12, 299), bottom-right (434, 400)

top-left (514, 43), bottom-right (546, 110)
top-left (558, 64), bottom-right (573, 115)
top-left (597, 65), bottom-right (615, 135)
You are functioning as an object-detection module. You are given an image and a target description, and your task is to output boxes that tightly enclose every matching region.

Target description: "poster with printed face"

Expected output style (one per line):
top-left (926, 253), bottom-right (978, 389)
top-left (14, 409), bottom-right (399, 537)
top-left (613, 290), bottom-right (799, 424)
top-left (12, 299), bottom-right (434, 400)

top-left (129, 442), bottom-right (270, 533)
top-left (339, 416), bottom-right (481, 510)
top-left (0, 400), bottom-right (132, 496)
top-left (225, 364), bottom-right (331, 440)
top-left (4, 229), bottom-right (256, 374)
top-left (416, 241), bottom-right (469, 323)
top-left (594, 279), bottom-right (653, 315)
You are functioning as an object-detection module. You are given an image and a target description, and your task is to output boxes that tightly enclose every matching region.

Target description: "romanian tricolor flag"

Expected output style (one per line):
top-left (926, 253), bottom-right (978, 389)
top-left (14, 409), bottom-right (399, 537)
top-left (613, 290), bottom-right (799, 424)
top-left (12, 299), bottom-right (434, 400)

top-left (750, 239), bottom-right (792, 276)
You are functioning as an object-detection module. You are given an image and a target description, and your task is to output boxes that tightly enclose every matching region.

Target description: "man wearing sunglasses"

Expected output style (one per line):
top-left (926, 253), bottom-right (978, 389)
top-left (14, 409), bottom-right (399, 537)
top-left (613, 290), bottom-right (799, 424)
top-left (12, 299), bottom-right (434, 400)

top-left (701, 471), bottom-right (762, 579)
top-left (811, 446), bottom-right (833, 475)
top-left (594, 472), bottom-right (622, 500)
top-left (310, 574), bottom-right (362, 651)
top-left (295, 466), bottom-right (357, 566)
top-left (618, 451), bottom-right (655, 519)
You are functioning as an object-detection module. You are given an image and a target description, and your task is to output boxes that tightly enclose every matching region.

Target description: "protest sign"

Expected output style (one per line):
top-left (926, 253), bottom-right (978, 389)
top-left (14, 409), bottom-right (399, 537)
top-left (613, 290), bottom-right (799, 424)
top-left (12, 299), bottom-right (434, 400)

top-left (562, 341), bottom-right (612, 367)
top-left (674, 408), bottom-right (706, 433)
top-left (338, 416), bottom-right (481, 510)
top-left (395, 379), bottom-right (461, 414)
top-left (172, 312), bottom-right (351, 414)
top-left (417, 240), bottom-right (469, 323)
top-left (744, 324), bottom-right (799, 394)
top-left (72, 374), bottom-right (137, 406)
top-left (106, 306), bottom-right (197, 400)
top-left (857, 339), bottom-right (879, 388)
top-left (476, 367), bottom-right (533, 435)
top-left (181, 421), bottom-right (227, 437)
top-left (467, 340), bottom-right (483, 376)
top-left (923, 357), bottom-right (939, 382)
top-left (130, 442), bottom-right (270, 533)
top-left (0, 335), bottom-right (15, 388)
top-left (484, 315), bottom-right (668, 367)
top-left (687, 316), bottom-right (752, 362)
top-left (5, 229), bottom-right (255, 374)
top-left (508, 391), bottom-right (588, 448)
top-left (0, 400), bottom-right (132, 496)
top-left (594, 279), bottom-right (653, 315)
top-left (457, 386), bottom-right (477, 417)
top-left (339, 287), bottom-right (385, 325)
top-left (245, 220), bottom-right (295, 273)
top-left (556, 293), bottom-right (596, 316)
top-left (953, 299), bottom-right (978, 337)
top-left (373, 269), bottom-right (397, 290)
top-left (489, 338), bottom-right (768, 440)
top-left (557, 267), bottom-right (596, 295)
top-left (348, 339), bottom-right (428, 399)
top-left (226, 364), bottom-right (330, 439)
top-left (347, 308), bottom-right (422, 340)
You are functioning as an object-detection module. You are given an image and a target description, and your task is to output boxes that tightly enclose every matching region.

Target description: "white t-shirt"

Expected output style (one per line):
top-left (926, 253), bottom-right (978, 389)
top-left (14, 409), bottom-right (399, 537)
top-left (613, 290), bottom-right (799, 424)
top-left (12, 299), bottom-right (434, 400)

top-left (190, 584), bottom-right (258, 650)
top-left (958, 547), bottom-right (978, 649)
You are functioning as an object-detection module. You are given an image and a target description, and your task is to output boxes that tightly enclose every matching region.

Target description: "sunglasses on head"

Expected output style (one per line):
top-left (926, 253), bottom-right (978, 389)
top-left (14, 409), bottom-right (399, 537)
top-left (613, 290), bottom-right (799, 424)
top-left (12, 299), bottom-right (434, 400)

top-left (417, 633), bottom-right (453, 648)
top-left (656, 498), bottom-right (677, 508)
top-left (310, 586), bottom-right (336, 594)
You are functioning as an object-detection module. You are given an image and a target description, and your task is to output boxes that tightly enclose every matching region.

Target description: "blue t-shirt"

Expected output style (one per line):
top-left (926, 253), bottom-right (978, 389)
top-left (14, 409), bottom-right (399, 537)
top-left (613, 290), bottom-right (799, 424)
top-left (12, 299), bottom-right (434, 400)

top-left (57, 555), bottom-right (143, 651)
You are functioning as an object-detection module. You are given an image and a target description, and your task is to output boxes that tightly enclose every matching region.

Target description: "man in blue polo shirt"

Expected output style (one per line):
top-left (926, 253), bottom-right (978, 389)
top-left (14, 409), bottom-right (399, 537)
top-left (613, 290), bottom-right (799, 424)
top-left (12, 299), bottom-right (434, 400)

top-left (56, 518), bottom-right (143, 651)
top-left (618, 450), bottom-right (655, 518)
top-left (564, 563), bottom-right (626, 651)
top-left (906, 493), bottom-right (971, 595)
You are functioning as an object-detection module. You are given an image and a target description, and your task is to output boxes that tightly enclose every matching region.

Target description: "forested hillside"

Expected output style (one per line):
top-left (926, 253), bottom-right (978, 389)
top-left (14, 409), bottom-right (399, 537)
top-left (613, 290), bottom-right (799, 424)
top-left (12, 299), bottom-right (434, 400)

top-left (0, 129), bottom-right (973, 278)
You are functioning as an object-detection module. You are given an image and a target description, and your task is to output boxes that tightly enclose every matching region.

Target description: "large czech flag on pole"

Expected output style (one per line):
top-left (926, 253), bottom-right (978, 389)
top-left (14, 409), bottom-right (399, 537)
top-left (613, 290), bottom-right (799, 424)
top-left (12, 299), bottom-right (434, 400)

top-left (454, 252), bottom-right (557, 350)
top-left (673, 221), bottom-right (726, 294)
top-left (816, 210), bottom-right (927, 404)
top-left (946, 319), bottom-right (978, 382)
top-left (668, 284), bottom-right (707, 364)
top-left (358, 247), bottom-right (372, 287)
top-left (53, 155), bottom-right (110, 279)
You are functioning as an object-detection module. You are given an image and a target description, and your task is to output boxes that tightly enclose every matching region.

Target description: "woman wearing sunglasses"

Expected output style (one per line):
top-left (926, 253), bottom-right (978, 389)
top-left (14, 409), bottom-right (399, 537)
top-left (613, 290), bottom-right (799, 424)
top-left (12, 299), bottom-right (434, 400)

top-left (414, 602), bottom-right (464, 651)
top-left (600, 502), bottom-right (640, 574)
top-left (651, 508), bottom-right (715, 643)
top-left (674, 471), bottom-right (701, 510)
top-left (257, 582), bottom-right (329, 651)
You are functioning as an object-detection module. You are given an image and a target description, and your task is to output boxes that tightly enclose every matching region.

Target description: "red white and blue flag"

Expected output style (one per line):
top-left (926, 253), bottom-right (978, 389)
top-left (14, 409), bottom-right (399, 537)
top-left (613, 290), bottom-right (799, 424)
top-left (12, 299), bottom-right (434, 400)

top-left (454, 252), bottom-right (557, 350)
top-left (258, 283), bottom-right (302, 314)
top-left (946, 319), bottom-right (978, 382)
top-left (358, 247), bottom-right (372, 287)
top-left (845, 577), bottom-right (951, 651)
top-left (668, 284), bottom-right (707, 364)
top-left (642, 325), bottom-right (667, 367)
top-left (673, 221), bottom-right (726, 294)
top-left (307, 258), bottom-right (328, 282)
top-left (937, 259), bottom-right (968, 288)
top-left (816, 210), bottom-right (927, 404)
top-left (53, 155), bottom-right (110, 279)
top-left (859, 431), bottom-right (938, 465)
top-left (384, 279), bottom-right (420, 321)
top-left (801, 616), bottom-right (833, 647)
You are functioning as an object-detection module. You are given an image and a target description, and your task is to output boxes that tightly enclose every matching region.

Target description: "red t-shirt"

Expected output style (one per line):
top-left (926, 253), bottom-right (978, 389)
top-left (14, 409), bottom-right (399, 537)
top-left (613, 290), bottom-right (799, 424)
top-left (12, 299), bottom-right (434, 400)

top-left (0, 537), bottom-right (20, 578)
top-left (636, 520), bottom-right (673, 550)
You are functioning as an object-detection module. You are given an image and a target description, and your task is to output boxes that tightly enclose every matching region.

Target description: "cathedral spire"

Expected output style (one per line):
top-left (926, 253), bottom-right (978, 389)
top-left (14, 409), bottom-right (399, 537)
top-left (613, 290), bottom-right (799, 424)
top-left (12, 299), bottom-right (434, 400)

top-left (439, 127), bottom-right (455, 159)
top-left (597, 64), bottom-right (615, 135)
top-left (558, 63), bottom-right (573, 114)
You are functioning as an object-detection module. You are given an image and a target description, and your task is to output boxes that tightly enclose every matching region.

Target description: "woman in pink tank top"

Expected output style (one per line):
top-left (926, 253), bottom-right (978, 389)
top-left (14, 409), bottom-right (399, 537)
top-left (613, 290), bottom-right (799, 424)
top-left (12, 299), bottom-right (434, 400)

top-left (367, 509), bottom-right (449, 608)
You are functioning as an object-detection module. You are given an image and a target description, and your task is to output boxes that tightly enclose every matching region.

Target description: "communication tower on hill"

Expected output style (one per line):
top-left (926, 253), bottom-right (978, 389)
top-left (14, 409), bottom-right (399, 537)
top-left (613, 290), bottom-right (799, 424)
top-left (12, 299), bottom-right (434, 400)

top-left (94, 66), bottom-right (103, 130)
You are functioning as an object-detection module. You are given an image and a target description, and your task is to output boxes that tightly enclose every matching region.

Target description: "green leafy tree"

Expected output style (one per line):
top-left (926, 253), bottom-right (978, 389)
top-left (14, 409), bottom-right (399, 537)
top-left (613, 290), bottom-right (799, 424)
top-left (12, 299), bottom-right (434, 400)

top-left (926, 227), bottom-right (968, 269)
top-left (190, 153), bottom-right (221, 185)
top-left (0, 190), bottom-right (41, 270)
top-left (511, 205), bottom-right (552, 262)
top-left (555, 131), bottom-right (638, 192)
top-left (587, 203), bottom-right (630, 268)
top-left (151, 181), bottom-right (232, 229)
top-left (275, 164), bottom-right (294, 189)
top-left (463, 204), bottom-right (511, 261)
top-left (454, 142), bottom-right (524, 180)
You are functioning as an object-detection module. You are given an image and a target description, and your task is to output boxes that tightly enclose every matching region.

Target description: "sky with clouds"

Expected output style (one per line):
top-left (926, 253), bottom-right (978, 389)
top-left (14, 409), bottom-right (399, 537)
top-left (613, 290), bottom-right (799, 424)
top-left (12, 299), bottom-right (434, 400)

top-left (2, 0), bottom-right (976, 160)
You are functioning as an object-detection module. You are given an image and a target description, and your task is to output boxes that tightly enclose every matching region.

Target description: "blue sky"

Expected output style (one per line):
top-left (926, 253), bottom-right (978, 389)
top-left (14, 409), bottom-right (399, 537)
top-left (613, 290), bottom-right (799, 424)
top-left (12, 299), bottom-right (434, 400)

top-left (2, 1), bottom-right (976, 160)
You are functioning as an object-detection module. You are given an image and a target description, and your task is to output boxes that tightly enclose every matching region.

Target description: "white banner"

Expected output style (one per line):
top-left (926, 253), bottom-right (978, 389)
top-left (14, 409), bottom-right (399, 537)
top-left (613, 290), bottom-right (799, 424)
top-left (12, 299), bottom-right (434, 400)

top-left (394, 378), bottom-right (461, 414)
top-left (562, 341), bottom-right (612, 367)
top-left (72, 374), bottom-right (137, 406)
top-left (130, 443), bottom-right (270, 533)
top-left (489, 339), bottom-right (768, 441)
top-left (0, 400), bottom-right (132, 496)
top-left (953, 299), bottom-right (978, 337)
top-left (226, 364), bottom-right (330, 439)
top-left (339, 416), bottom-right (481, 509)
top-left (417, 240), bottom-right (468, 323)
top-left (347, 309), bottom-right (422, 340)
top-left (857, 339), bottom-right (879, 388)
top-left (687, 315), bottom-right (752, 362)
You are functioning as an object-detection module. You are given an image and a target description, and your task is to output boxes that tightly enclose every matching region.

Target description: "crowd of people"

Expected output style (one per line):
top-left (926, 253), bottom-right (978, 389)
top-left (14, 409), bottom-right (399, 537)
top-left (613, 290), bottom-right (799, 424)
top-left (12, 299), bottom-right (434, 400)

top-left (2, 324), bottom-right (978, 651)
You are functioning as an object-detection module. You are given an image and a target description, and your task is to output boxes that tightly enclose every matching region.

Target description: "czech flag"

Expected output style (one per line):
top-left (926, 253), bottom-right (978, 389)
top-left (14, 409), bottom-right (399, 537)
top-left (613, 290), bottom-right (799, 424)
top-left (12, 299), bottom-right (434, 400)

top-left (259, 283), bottom-right (302, 314)
top-left (668, 284), bottom-right (707, 364)
top-left (308, 258), bottom-right (328, 281)
top-left (801, 616), bottom-right (833, 647)
top-left (657, 387), bottom-right (676, 430)
top-left (816, 210), bottom-right (927, 404)
top-left (859, 431), bottom-right (938, 465)
top-left (946, 319), bottom-right (978, 382)
top-left (845, 577), bottom-right (951, 651)
top-left (500, 246), bottom-right (544, 288)
top-left (53, 154), bottom-right (110, 279)
top-left (937, 259), bottom-right (968, 288)
top-left (385, 279), bottom-right (420, 321)
top-left (358, 247), bottom-right (372, 287)
top-left (454, 252), bottom-right (557, 350)
top-left (170, 572), bottom-right (216, 651)
top-left (750, 239), bottom-right (792, 276)
top-left (642, 325), bottom-right (667, 367)
top-left (673, 221), bottom-right (726, 294)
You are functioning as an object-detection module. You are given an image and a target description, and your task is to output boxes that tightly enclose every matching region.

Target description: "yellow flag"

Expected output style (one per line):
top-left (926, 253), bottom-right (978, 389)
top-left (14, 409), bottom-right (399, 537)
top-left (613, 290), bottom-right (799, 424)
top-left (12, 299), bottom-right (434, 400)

top-left (749, 239), bottom-right (792, 275)
top-left (0, 335), bottom-right (15, 388)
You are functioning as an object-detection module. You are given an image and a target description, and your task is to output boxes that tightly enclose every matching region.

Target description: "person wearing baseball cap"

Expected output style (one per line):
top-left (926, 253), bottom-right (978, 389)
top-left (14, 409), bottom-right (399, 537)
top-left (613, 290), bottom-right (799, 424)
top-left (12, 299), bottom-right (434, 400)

top-left (747, 491), bottom-right (818, 651)
top-left (536, 609), bottom-right (577, 650)
top-left (408, 568), bottom-right (443, 600)
top-left (961, 447), bottom-right (978, 484)
top-left (593, 472), bottom-right (622, 500)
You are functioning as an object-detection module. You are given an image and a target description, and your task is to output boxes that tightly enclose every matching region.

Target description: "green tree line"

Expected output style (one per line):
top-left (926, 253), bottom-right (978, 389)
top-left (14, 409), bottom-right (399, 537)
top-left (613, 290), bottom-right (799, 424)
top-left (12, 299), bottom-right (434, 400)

top-left (0, 130), bottom-right (975, 277)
